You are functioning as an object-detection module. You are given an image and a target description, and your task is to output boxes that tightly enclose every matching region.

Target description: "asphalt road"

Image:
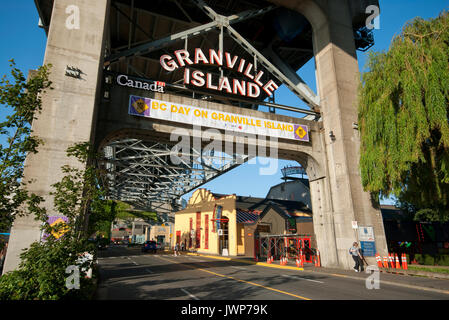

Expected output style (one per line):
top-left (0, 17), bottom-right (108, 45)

top-left (95, 245), bottom-right (449, 300)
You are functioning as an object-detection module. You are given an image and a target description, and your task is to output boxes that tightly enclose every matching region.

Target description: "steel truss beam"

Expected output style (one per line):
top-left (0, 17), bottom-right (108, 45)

top-left (101, 138), bottom-right (249, 214)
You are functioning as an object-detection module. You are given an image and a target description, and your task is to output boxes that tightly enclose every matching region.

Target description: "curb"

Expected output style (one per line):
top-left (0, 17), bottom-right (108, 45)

top-left (380, 268), bottom-right (449, 280)
top-left (186, 252), bottom-right (304, 271)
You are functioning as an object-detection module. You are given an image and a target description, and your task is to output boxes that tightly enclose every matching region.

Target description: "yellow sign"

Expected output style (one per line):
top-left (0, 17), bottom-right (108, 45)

top-left (295, 125), bottom-right (307, 139)
top-left (50, 218), bottom-right (69, 239)
top-left (132, 98), bottom-right (149, 114)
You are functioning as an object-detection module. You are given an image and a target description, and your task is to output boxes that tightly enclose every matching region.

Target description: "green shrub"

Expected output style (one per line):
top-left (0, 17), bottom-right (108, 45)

top-left (414, 254), bottom-right (424, 264)
top-left (423, 254), bottom-right (435, 265)
top-left (0, 238), bottom-right (96, 300)
top-left (436, 254), bottom-right (449, 266)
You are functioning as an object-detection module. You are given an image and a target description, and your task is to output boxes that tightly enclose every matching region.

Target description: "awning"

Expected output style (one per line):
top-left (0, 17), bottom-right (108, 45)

top-left (236, 209), bottom-right (259, 224)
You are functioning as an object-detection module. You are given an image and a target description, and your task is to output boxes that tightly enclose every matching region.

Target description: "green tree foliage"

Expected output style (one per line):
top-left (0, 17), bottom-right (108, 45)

top-left (0, 60), bottom-right (52, 249)
top-left (0, 143), bottom-right (113, 300)
top-left (50, 142), bottom-right (106, 240)
top-left (358, 12), bottom-right (449, 220)
top-left (0, 236), bottom-right (95, 300)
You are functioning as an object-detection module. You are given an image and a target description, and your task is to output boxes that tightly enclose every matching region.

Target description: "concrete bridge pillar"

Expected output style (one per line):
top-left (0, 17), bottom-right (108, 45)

top-left (272, 0), bottom-right (388, 269)
top-left (2, 0), bottom-right (109, 273)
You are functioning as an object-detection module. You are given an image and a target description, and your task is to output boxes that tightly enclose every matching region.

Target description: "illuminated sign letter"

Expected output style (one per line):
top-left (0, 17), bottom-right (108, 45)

top-left (160, 54), bottom-right (178, 72)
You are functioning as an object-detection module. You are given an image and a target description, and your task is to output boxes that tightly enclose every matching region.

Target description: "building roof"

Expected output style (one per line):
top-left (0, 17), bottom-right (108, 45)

top-left (235, 196), bottom-right (312, 216)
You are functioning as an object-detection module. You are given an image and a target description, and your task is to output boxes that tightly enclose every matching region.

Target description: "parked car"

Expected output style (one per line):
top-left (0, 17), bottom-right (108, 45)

top-left (142, 240), bottom-right (157, 253)
top-left (156, 243), bottom-right (162, 250)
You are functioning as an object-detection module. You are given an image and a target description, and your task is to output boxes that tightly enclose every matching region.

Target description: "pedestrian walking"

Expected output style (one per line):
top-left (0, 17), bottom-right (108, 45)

top-left (174, 242), bottom-right (179, 256)
top-left (349, 242), bottom-right (364, 272)
top-left (181, 242), bottom-right (185, 251)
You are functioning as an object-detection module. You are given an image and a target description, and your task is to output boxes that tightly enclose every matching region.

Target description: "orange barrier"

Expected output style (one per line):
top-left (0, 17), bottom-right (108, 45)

top-left (395, 254), bottom-right (401, 269)
top-left (313, 251), bottom-right (320, 267)
top-left (375, 253), bottom-right (383, 268)
top-left (316, 250), bottom-right (321, 267)
top-left (383, 256), bottom-right (389, 268)
top-left (401, 253), bottom-right (408, 270)
top-left (389, 253), bottom-right (395, 268)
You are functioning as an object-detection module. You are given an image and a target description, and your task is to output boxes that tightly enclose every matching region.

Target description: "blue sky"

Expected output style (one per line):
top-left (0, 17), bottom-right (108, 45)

top-left (0, 1), bottom-right (448, 204)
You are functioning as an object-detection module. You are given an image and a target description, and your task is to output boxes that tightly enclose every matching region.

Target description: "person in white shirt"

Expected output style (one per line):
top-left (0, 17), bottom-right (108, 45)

top-left (349, 242), bottom-right (364, 272)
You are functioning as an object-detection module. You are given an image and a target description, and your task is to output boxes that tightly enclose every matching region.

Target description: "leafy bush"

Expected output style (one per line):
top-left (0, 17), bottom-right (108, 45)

top-left (436, 254), bottom-right (449, 266)
top-left (423, 254), bottom-right (435, 266)
top-left (0, 237), bottom-right (96, 300)
top-left (412, 254), bottom-right (449, 266)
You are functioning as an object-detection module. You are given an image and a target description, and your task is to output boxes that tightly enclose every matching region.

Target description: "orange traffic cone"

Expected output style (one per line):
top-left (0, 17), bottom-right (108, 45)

top-left (296, 258), bottom-right (300, 268)
top-left (375, 253), bottom-right (383, 268)
top-left (383, 256), bottom-right (389, 268)
top-left (395, 254), bottom-right (401, 269)
top-left (389, 253), bottom-right (395, 268)
top-left (401, 253), bottom-right (408, 270)
top-left (316, 250), bottom-right (321, 267)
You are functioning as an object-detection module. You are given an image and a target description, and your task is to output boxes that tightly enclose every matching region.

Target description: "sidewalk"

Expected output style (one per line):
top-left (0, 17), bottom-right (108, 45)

top-left (186, 252), bottom-right (449, 295)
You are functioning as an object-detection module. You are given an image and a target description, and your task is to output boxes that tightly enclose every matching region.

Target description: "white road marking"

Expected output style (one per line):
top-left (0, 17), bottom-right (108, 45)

top-left (231, 266), bottom-right (247, 270)
top-left (282, 274), bottom-right (324, 284)
top-left (181, 288), bottom-right (200, 300)
top-left (127, 257), bottom-right (139, 265)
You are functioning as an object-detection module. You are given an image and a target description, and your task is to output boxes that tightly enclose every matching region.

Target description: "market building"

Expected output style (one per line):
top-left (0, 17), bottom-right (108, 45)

top-left (174, 189), bottom-right (313, 258)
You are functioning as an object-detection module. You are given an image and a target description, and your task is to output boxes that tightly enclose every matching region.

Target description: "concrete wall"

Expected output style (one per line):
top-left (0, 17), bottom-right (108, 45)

top-left (3, 0), bottom-right (109, 274)
top-left (270, 0), bottom-right (388, 269)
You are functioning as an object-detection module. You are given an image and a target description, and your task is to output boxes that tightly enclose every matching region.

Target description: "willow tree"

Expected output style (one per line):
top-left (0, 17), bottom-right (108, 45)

top-left (358, 11), bottom-right (449, 221)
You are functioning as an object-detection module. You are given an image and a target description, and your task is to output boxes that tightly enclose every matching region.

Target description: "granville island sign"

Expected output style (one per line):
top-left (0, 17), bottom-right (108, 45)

top-left (160, 48), bottom-right (279, 99)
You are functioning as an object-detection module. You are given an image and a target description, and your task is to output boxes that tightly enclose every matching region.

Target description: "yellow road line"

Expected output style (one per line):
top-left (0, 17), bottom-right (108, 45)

top-left (158, 256), bottom-right (311, 300)
top-left (186, 253), bottom-right (304, 271)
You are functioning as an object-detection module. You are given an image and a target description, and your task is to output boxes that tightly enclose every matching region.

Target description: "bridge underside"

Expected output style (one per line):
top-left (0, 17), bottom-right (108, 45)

top-left (101, 137), bottom-right (249, 214)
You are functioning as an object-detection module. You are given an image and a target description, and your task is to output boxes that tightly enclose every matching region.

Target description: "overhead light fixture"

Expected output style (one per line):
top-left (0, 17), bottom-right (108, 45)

top-left (329, 130), bottom-right (336, 141)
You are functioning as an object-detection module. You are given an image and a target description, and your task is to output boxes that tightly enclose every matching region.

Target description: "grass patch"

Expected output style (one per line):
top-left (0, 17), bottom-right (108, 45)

top-left (408, 265), bottom-right (449, 274)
